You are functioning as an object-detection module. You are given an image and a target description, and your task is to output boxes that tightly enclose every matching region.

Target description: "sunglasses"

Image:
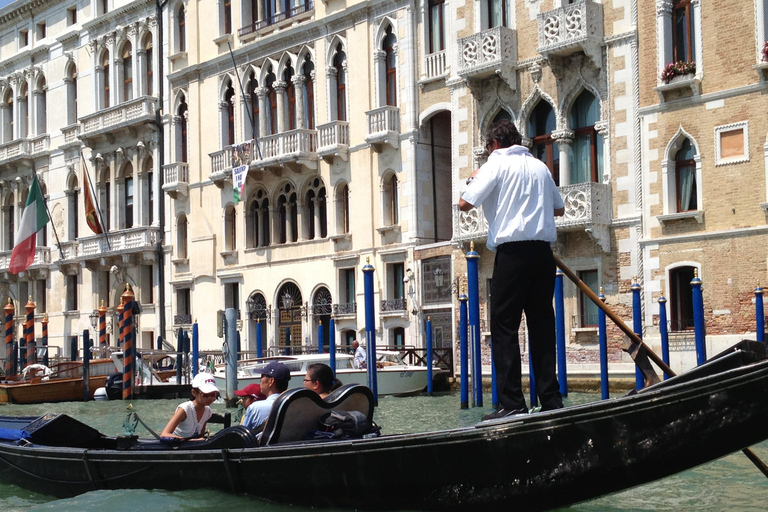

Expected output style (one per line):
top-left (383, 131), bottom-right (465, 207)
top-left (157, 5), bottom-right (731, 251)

top-left (201, 391), bottom-right (218, 398)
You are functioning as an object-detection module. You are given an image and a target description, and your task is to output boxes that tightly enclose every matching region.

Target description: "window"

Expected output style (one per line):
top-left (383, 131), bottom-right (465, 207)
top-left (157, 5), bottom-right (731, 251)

top-left (389, 263), bottom-right (405, 300)
top-left (101, 174), bottom-right (111, 231)
top-left (392, 327), bottom-right (405, 348)
top-left (569, 91), bottom-right (602, 184)
top-left (144, 36), bottom-right (153, 96)
top-left (487, 0), bottom-right (509, 28)
top-left (101, 0), bottom-right (109, 15)
top-left (336, 183), bottom-right (349, 234)
top-left (383, 174), bottom-right (399, 225)
top-left (306, 178), bottom-right (326, 239)
top-left (66, 65), bottom-right (77, 125)
top-left (176, 288), bottom-right (191, 322)
top-left (36, 77), bottom-right (47, 134)
top-left (122, 44), bottom-right (133, 102)
top-left (428, 0), bottom-right (445, 53)
top-left (3, 89), bottom-right (13, 142)
top-left (225, 282), bottom-right (240, 312)
top-left (277, 183), bottom-right (298, 243)
top-left (224, 204), bottom-right (236, 251)
top-left (266, 69), bottom-right (277, 135)
top-left (579, 270), bottom-right (599, 327)
top-left (124, 164), bottom-right (134, 229)
top-left (19, 82), bottom-right (28, 138)
top-left (333, 44), bottom-right (347, 121)
top-left (66, 274), bottom-right (78, 311)
top-left (177, 5), bottom-right (186, 53)
top-left (675, 138), bottom-right (697, 212)
top-left (343, 329), bottom-right (355, 348)
top-left (145, 157), bottom-right (154, 225)
top-left (342, 268), bottom-right (355, 304)
top-left (224, 0), bottom-right (232, 34)
top-left (102, 51), bottom-right (110, 109)
top-left (302, 55), bottom-right (314, 130)
top-left (35, 279), bottom-right (47, 313)
top-left (224, 82), bottom-right (235, 146)
top-left (669, 266), bottom-right (695, 331)
top-left (383, 26), bottom-right (397, 106)
top-left (284, 65), bottom-right (296, 131)
top-left (19, 29), bottom-right (28, 48)
top-left (528, 101), bottom-right (559, 185)
top-left (67, 6), bottom-right (77, 25)
top-left (37, 22), bottom-right (46, 40)
top-left (246, 72), bottom-right (259, 139)
top-left (67, 176), bottom-right (79, 240)
top-left (247, 189), bottom-right (270, 248)
top-left (177, 214), bottom-right (188, 258)
top-left (140, 265), bottom-right (154, 304)
top-left (672, 0), bottom-right (694, 63)
top-left (178, 97), bottom-right (188, 162)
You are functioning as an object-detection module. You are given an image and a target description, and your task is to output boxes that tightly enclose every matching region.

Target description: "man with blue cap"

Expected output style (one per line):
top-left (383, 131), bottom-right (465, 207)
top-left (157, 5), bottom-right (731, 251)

top-left (240, 361), bottom-right (291, 431)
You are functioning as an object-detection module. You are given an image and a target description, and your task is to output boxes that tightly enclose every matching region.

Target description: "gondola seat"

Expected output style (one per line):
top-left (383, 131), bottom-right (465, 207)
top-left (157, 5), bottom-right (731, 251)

top-left (259, 384), bottom-right (374, 446)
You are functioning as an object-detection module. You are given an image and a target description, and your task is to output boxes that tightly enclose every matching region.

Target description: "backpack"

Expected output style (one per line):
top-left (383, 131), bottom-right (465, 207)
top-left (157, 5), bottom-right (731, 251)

top-left (317, 410), bottom-right (381, 439)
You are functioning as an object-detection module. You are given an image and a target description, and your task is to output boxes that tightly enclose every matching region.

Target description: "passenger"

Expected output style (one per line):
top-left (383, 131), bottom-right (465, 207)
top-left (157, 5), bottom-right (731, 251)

top-left (160, 372), bottom-right (219, 440)
top-left (234, 383), bottom-right (267, 424)
top-left (241, 361), bottom-right (291, 432)
top-left (353, 340), bottom-right (366, 369)
top-left (303, 363), bottom-right (342, 399)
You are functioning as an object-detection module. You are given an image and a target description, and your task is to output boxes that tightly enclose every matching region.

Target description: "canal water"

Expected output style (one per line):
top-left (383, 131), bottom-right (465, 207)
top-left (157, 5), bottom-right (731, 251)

top-left (1, 391), bottom-right (767, 512)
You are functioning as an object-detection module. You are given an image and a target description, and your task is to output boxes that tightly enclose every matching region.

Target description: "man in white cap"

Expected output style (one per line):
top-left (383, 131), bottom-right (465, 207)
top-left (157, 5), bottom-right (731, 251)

top-left (241, 361), bottom-right (291, 431)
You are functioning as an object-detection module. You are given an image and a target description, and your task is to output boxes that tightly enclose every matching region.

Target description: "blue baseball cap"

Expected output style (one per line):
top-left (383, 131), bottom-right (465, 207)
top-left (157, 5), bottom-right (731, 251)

top-left (262, 361), bottom-right (290, 382)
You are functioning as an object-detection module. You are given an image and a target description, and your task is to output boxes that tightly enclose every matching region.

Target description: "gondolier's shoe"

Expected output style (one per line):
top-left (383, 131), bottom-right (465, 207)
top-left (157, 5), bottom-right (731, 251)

top-left (481, 407), bottom-right (528, 421)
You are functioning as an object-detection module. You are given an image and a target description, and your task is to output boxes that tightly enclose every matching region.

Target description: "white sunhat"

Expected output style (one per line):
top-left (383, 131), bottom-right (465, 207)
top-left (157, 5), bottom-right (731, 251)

top-left (192, 372), bottom-right (219, 394)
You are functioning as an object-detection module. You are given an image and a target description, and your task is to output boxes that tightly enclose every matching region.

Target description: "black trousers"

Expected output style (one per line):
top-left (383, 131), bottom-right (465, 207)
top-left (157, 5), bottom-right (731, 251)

top-left (490, 241), bottom-right (562, 411)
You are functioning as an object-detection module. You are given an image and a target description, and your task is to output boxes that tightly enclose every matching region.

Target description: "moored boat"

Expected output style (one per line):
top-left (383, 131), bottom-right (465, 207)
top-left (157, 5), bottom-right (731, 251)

top-left (0, 358), bottom-right (115, 404)
top-left (1, 341), bottom-right (768, 511)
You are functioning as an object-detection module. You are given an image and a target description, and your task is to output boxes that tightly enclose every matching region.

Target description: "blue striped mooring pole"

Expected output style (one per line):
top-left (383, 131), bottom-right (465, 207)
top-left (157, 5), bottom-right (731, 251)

top-left (426, 316), bottom-right (433, 396)
top-left (756, 283), bottom-right (765, 344)
top-left (459, 294), bottom-right (469, 409)
top-left (255, 319), bottom-right (263, 358)
top-left (631, 278), bottom-right (643, 390)
top-left (466, 242), bottom-right (483, 408)
top-left (318, 320), bottom-right (324, 354)
top-left (658, 296), bottom-right (670, 379)
top-left (363, 258), bottom-right (378, 404)
top-left (598, 288), bottom-right (609, 399)
top-left (329, 316), bottom-right (336, 376)
top-left (691, 270), bottom-right (706, 365)
top-left (192, 320), bottom-right (199, 378)
top-left (555, 269), bottom-right (567, 397)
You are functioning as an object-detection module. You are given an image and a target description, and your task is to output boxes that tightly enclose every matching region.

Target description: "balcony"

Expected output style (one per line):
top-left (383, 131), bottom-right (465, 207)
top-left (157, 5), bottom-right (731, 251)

top-left (456, 26), bottom-right (517, 90)
top-left (453, 204), bottom-right (488, 244)
top-left (253, 129), bottom-right (318, 171)
top-left (332, 302), bottom-right (357, 318)
top-left (209, 144), bottom-right (238, 188)
top-left (365, 106), bottom-right (400, 151)
top-left (78, 96), bottom-right (157, 146)
top-left (162, 162), bottom-right (189, 199)
top-left (380, 298), bottom-right (407, 316)
top-left (238, 1), bottom-right (314, 39)
top-left (317, 121), bottom-right (349, 162)
top-left (537, 0), bottom-right (604, 69)
top-left (421, 50), bottom-right (448, 84)
top-left (174, 314), bottom-right (192, 325)
top-left (0, 247), bottom-right (50, 275)
top-left (0, 135), bottom-right (51, 170)
top-left (556, 182), bottom-right (612, 252)
top-left (653, 74), bottom-right (701, 103)
top-left (75, 226), bottom-right (160, 264)
top-left (60, 123), bottom-right (81, 150)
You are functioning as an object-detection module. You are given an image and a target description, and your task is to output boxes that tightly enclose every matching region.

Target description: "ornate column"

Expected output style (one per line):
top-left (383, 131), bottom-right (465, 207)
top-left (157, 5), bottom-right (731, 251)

top-left (285, 202), bottom-right (294, 242)
top-left (219, 101), bottom-right (229, 147)
top-left (595, 121), bottom-right (609, 184)
top-left (326, 67), bottom-right (338, 121)
top-left (107, 32), bottom-right (118, 107)
top-left (656, 1), bottom-right (673, 76)
top-left (274, 81), bottom-right (287, 134)
top-left (373, 50), bottom-right (386, 107)
top-left (315, 193), bottom-right (324, 237)
top-left (89, 40), bottom-right (100, 110)
top-left (552, 129), bottom-right (574, 187)
top-left (256, 87), bottom-right (268, 138)
top-left (292, 75), bottom-right (306, 130)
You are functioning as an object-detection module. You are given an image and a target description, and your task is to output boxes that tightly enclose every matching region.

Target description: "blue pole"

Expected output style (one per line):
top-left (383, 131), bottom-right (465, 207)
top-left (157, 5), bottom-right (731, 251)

top-left (691, 271), bottom-right (706, 365)
top-left (459, 294), bottom-right (469, 409)
top-left (192, 321), bottom-right (199, 377)
top-left (631, 279), bottom-right (643, 390)
top-left (466, 243), bottom-right (483, 407)
top-left (176, 328), bottom-right (183, 384)
top-left (82, 329), bottom-right (91, 402)
top-left (363, 258), bottom-right (378, 404)
top-left (555, 269), bottom-right (567, 397)
top-left (184, 330), bottom-right (191, 380)
top-left (658, 296), bottom-right (670, 379)
top-left (528, 341), bottom-right (537, 408)
top-left (225, 308), bottom-right (239, 404)
top-left (255, 319), bottom-right (263, 358)
top-left (318, 321), bottom-right (324, 354)
top-left (156, 335), bottom-right (162, 350)
top-left (426, 316), bottom-right (433, 396)
top-left (329, 316), bottom-right (336, 376)
top-left (70, 336), bottom-right (77, 362)
top-left (756, 284), bottom-right (765, 344)
top-left (284, 327), bottom-right (290, 355)
top-left (598, 288), bottom-right (609, 399)
top-left (490, 338), bottom-right (498, 409)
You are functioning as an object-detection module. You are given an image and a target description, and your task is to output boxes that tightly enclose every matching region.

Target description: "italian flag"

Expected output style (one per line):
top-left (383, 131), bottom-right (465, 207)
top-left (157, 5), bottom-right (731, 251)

top-left (9, 175), bottom-right (49, 274)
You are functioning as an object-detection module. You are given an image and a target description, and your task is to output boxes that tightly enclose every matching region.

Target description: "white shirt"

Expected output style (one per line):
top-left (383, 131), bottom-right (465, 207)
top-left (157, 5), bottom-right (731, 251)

top-left (172, 400), bottom-right (213, 438)
top-left (353, 346), bottom-right (366, 369)
top-left (461, 145), bottom-right (564, 251)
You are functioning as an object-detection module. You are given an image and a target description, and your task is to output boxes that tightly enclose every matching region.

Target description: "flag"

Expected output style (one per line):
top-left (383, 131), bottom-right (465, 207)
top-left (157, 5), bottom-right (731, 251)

top-left (232, 142), bottom-right (251, 204)
top-left (83, 170), bottom-right (103, 235)
top-left (9, 175), bottom-right (50, 274)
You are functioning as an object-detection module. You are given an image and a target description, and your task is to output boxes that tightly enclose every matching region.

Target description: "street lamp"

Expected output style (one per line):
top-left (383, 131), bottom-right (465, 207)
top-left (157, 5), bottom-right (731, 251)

top-left (434, 265), bottom-right (462, 299)
top-left (281, 290), bottom-right (294, 310)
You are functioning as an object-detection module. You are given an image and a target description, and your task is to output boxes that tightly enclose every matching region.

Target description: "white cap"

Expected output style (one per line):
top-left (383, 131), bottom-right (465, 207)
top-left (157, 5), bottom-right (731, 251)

top-left (192, 372), bottom-right (219, 394)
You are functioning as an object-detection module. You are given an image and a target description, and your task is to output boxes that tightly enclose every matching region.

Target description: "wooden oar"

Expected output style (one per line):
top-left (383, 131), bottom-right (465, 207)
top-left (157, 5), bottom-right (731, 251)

top-left (553, 254), bottom-right (768, 478)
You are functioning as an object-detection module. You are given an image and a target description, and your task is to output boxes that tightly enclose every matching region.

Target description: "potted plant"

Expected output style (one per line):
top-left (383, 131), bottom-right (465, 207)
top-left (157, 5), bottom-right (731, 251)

top-left (660, 61), bottom-right (696, 84)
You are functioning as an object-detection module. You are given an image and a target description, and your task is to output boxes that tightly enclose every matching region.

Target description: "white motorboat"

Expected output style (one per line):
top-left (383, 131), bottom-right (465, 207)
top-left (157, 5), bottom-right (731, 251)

top-left (213, 351), bottom-right (438, 396)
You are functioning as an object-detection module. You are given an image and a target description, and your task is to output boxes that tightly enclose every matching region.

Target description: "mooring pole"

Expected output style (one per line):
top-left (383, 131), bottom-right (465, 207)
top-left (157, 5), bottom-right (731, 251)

top-left (256, 319), bottom-right (263, 359)
top-left (755, 283), bottom-right (764, 344)
top-left (426, 316), bottom-right (433, 396)
top-left (691, 270), bottom-right (706, 365)
top-left (192, 320), bottom-right (199, 378)
top-left (121, 284), bottom-right (135, 401)
top-left (41, 313), bottom-right (48, 367)
top-left (363, 258), bottom-right (378, 405)
top-left (225, 308), bottom-right (239, 406)
top-left (631, 278), bottom-right (643, 390)
top-left (4, 299), bottom-right (15, 378)
top-left (658, 296), bottom-right (670, 380)
top-left (82, 329), bottom-right (91, 401)
top-left (459, 293), bottom-right (469, 409)
top-left (598, 288), bottom-right (609, 400)
top-left (318, 320), bottom-right (324, 354)
top-left (466, 242), bottom-right (483, 408)
top-left (24, 297), bottom-right (35, 369)
top-left (329, 316), bottom-right (336, 377)
top-left (98, 300), bottom-right (108, 358)
top-left (555, 269), bottom-right (567, 397)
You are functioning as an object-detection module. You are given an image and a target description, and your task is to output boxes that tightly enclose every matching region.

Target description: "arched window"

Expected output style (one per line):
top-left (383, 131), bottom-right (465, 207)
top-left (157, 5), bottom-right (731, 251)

top-left (672, 0), bottom-right (695, 63)
top-left (305, 177), bottom-right (326, 240)
top-left (336, 183), bottom-right (349, 234)
top-left (224, 204), bottom-right (236, 251)
top-left (123, 163), bottom-right (134, 229)
top-left (177, 214), bottom-right (188, 259)
top-left (333, 44), bottom-right (346, 121)
top-left (2, 89), bottom-right (12, 142)
top-left (177, 5), bottom-right (186, 53)
top-left (3, 192), bottom-right (14, 250)
top-left (670, 266), bottom-right (695, 331)
top-left (277, 282), bottom-right (302, 347)
top-left (266, 69), bottom-right (277, 135)
top-left (569, 90), bottom-right (602, 184)
top-left (384, 173), bottom-right (399, 225)
top-left (66, 64), bottom-right (77, 125)
top-left (277, 183), bottom-right (298, 243)
top-left (19, 81), bottom-right (28, 138)
top-left (100, 169), bottom-right (111, 232)
top-left (224, 82), bottom-right (235, 146)
top-left (144, 157), bottom-right (154, 225)
top-left (247, 188), bottom-right (270, 248)
top-left (38, 183), bottom-right (47, 246)
top-left (67, 175), bottom-right (79, 240)
top-left (178, 96), bottom-right (188, 162)
top-left (36, 76), bottom-right (47, 135)
top-left (383, 26), bottom-right (397, 106)
top-left (102, 51), bottom-right (110, 109)
top-left (302, 55), bottom-right (314, 129)
top-left (143, 35), bottom-right (153, 96)
top-left (283, 65), bottom-right (296, 131)
top-left (528, 101), bottom-right (559, 185)
top-left (122, 43), bottom-right (133, 102)
top-left (246, 71), bottom-right (259, 139)
top-left (224, 0), bottom-right (232, 34)
top-left (676, 138), bottom-right (697, 212)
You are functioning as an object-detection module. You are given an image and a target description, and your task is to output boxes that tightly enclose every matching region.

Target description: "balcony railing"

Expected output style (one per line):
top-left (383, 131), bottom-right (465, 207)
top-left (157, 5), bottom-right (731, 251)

top-left (456, 27), bottom-right (517, 82)
top-left (380, 298), bottom-right (407, 313)
top-left (332, 302), bottom-right (357, 316)
top-left (174, 314), bottom-right (192, 325)
top-left (0, 247), bottom-right (50, 271)
top-left (79, 96), bottom-right (157, 141)
top-left (452, 204), bottom-right (488, 243)
top-left (365, 106), bottom-right (400, 149)
top-left (238, 1), bottom-right (313, 36)
top-left (423, 50), bottom-right (447, 80)
top-left (253, 129), bottom-right (317, 169)
top-left (537, 0), bottom-right (604, 67)
top-left (162, 162), bottom-right (190, 199)
top-left (317, 121), bottom-right (349, 160)
top-left (61, 124), bottom-right (81, 147)
top-left (76, 226), bottom-right (160, 259)
top-left (0, 134), bottom-right (50, 167)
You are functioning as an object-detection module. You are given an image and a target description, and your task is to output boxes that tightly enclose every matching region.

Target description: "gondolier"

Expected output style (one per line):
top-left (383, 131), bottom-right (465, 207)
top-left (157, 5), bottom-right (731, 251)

top-left (459, 119), bottom-right (565, 420)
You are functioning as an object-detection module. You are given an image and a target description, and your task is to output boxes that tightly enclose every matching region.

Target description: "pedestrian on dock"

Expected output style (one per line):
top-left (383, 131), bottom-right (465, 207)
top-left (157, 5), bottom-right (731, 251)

top-left (303, 363), bottom-right (342, 399)
top-left (160, 372), bottom-right (219, 440)
top-left (353, 340), bottom-right (366, 369)
top-left (459, 119), bottom-right (565, 421)
top-left (241, 361), bottom-right (291, 432)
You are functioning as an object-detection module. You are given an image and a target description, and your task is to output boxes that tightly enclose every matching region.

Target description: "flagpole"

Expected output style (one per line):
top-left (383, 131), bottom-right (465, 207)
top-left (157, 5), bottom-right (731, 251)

top-left (80, 151), bottom-right (112, 251)
top-left (33, 165), bottom-right (65, 261)
top-left (227, 42), bottom-right (262, 161)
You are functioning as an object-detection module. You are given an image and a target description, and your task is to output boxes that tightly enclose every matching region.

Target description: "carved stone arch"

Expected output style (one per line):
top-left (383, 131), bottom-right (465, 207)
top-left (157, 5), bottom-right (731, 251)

top-left (66, 167), bottom-right (79, 190)
top-left (299, 173), bottom-right (325, 198)
top-left (419, 103), bottom-right (452, 128)
top-left (172, 88), bottom-right (188, 112)
top-left (35, 71), bottom-right (47, 92)
top-left (97, 47), bottom-right (110, 66)
top-left (259, 59), bottom-right (278, 84)
top-left (518, 86), bottom-right (558, 138)
top-left (139, 27), bottom-right (153, 48)
top-left (374, 16), bottom-right (397, 48)
top-left (479, 102), bottom-right (516, 137)
top-left (296, 45), bottom-right (315, 67)
top-left (665, 125), bottom-right (700, 160)
top-left (559, 80), bottom-right (603, 130)
top-left (311, 285), bottom-right (333, 317)
top-left (275, 280), bottom-right (302, 310)
top-left (246, 184), bottom-right (268, 205)
top-left (325, 34), bottom-right (348, 68)
top-left (272, 179), bottom-right (298, 204)
top-left (276, 52), bottom-right (297, 79)
top-left (218, 74), bottom-right (235, 100)
top-left (244, 64), bottom-right (260, 86)
top-left (116, 36), bottom-right (132, 58)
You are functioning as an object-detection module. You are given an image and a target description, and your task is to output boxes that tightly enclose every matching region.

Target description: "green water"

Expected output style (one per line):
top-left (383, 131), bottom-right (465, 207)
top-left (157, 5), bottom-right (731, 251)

top-left (1, 392), bottom-right (767, 511)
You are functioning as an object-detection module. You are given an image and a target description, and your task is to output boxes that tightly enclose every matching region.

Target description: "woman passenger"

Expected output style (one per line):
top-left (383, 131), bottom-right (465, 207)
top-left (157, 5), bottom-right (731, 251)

top-left (303, 363), bottom-right (342, 399)
top-left (161, 372), bottom-right (219, 440)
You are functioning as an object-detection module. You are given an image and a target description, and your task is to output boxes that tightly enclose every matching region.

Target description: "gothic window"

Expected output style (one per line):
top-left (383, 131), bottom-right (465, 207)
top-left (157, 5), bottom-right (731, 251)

top-left (333, 44), bottom-right (347, 121)
top-left (246, 71), bottom-right (259, 139)
top-left (675, 138), bottom-right (697, 212)
top-left (177, 4), bottom-right (186, 53)
top-left (143, 35), bottom-right (153, 96)
top-left (266, 69), bottom-right (277, 135)
top-left (302, 55), bottom-right (314, 130)
top-left (569, 90), bottom-right (602, 184)
top-left (102, 51), bottom-right (110, 109)
top-left (305, 177), bottom-right (327, 240)
top-left (383, 173), bottom-right (399, 225)
top-left (277, 183), bottom-right (298, 244)
top-left (383, 26), bottom-right (397, 106)
top-left (528, 101), bottom-right (559, 185)
top-left (247, 188), bottom-right (270, 248)
top-left (284, 65), bottom-right (296, 131)
top-left (224, 81), bottom-right (235, 146)
top-left (177, 214), bottom-right (188, 259)
top-left (178, 96), bottom-right (188, 162)
top-left (122, 43), bottom-right (133, 102)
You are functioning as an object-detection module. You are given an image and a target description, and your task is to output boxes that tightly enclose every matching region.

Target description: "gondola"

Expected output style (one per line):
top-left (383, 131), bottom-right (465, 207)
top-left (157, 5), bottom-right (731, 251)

top-left (1, 340), bottom-right (768, 511)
